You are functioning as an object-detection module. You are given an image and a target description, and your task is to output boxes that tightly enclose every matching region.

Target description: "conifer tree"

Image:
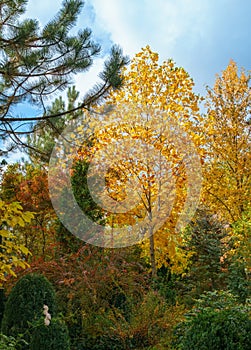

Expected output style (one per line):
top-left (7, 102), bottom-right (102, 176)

top-left (0, 0), bottom-right (128, 155)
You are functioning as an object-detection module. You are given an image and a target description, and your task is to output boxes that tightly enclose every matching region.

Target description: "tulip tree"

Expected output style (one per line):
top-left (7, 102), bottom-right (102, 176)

top-left (75, 46), bottom-right (204, 275)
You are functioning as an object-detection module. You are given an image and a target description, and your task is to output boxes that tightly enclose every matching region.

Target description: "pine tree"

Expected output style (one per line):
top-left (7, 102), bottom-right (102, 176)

top-left (0, 0), bottom-right (128, 155)
top-left (181, 209), bottom-right (229, 298)
top-left (27, 86), bottom-right (82, 163)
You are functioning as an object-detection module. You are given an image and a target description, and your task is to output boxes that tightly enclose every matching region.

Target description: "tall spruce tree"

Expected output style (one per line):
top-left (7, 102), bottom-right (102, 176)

top-left (181, 209), bottom-right (229, 299)
top-left (0, 0), bottom-right (128, 155)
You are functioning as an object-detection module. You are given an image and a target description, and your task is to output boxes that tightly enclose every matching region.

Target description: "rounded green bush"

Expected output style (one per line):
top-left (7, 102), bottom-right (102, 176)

top-left (30, 318), bottom-right (70, 350)
top-left (174, 307), bottom-right (251, 350)
top-left (1, 274), bottom-right (56, 344)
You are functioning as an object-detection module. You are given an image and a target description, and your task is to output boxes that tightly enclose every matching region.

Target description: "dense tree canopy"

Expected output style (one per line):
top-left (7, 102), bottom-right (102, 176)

top-left (0, 11), bottom-right (250, 345)
top-left (73, 46), bottom-right (203, 275)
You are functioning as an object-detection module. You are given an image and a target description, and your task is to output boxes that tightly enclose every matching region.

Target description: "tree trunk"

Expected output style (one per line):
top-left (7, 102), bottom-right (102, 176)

top-left (149, 228), bottom-right (157, 278)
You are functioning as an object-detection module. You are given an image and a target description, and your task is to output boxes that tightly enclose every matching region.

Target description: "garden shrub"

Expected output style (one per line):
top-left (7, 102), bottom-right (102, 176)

top-left (0, 333), bottom-right (28, 350)
top-left (173, 291), bottom-right (251, 350)
top-left (78, 291), bottom-right (185, 350)
top-left (227, 259), bottom-right (250, 303)
top-left (30, 317), bottom-right (70, 350)
top-left (1, 273), bottom-right (57, 347)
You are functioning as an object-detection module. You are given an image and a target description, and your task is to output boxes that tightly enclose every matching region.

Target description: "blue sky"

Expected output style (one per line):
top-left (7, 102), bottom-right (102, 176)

top-left (2, 0), bottom-right (251, 162)
top-left (25, 0), bottom-right (251, 95)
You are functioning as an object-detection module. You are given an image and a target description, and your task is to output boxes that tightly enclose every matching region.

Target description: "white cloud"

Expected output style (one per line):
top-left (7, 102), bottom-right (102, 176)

top-left (22, 0), bottom-right (213, 93)
top-left (74, 57), bottom-right (106, 96)
top-left (89, 0), bottom-right (214, 92)
top-left (90, 0), bottom-right (144, 56)
top-left (86, 0), bottom-right (248, 92)
top-left (20, 0), bottom-right (251, 94)
top-left (90, 0), bottom-right (209, 55)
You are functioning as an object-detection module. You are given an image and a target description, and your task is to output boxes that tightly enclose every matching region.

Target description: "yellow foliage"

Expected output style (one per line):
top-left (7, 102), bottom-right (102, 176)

top-left (76, 46), bottom-right (204, 273)
top-left (0, 200), bottom-right (33, 286)
top-left (202, 60), bottom-right (251, 223)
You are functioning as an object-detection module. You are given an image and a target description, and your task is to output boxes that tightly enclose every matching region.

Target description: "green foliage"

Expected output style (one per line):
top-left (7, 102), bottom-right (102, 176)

top-left (0, 289), bottom-right (6, 328)
top-left (227, 259), bottom-right (250, 303)
top-left (71, 159), bottom-right (104, 223)
top-left (175, 308), bottom-right (251, 350)
top-left (0, 333), bottom-right (28, 350)
top-left (30, 318), bottom-right (70, 350)
top-left (1, 274), bottom-right (56, 346)
top-left (55, 158), bottom-right (105, 253)
top-left (173, 291), bottom-right (251, 350)
top-left (0, 0), bottom-right (128, 155)
top-left (192, 290), bottom-right (240, 309)
top-left (28, 86), bottom-right (82, 163)
top-left (152, 265), bottom-right (177, 305)
top-left (231, 210), bottom-right (251, 269)
top-left (180, 210), bottom-right (229, 301)
top-left (227, 211), bottom-right (251, 302)
top-left (78, 291), bottom-right (184, 350)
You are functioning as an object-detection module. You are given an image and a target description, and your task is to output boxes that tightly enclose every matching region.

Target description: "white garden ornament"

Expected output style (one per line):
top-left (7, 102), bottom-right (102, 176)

top-left (43, 304), bottom-right (51, 326)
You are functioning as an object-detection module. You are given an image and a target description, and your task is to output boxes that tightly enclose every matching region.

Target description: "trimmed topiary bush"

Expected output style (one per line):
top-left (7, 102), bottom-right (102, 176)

top-left (1, 273), bottom-right (56, 347)
top-left (30, 318), bottom-right (70, 350)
